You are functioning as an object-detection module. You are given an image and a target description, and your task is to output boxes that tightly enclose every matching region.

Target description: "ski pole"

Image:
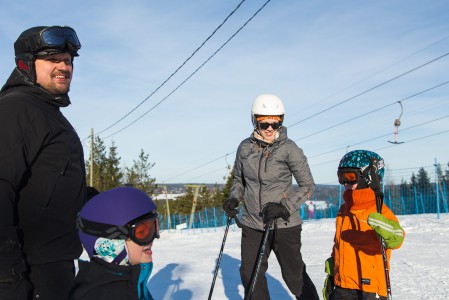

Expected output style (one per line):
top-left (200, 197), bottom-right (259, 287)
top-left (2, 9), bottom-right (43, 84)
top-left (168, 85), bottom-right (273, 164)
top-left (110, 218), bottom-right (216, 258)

top-left (369, 159), bottom-right (393, 300)
top-left (245, 220), bottom-right (272, 300)
top-left (208, 216), bottom-right (232, 300)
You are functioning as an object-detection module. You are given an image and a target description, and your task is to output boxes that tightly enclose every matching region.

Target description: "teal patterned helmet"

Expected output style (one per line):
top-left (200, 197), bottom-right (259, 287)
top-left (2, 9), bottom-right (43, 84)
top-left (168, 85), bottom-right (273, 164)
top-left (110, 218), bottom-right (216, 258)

top-left (338, 150), bottom-right (385, 181)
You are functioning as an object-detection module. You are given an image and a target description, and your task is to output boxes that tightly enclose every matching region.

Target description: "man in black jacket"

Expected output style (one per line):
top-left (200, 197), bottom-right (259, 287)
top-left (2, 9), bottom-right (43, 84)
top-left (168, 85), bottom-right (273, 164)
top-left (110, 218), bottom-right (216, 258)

top-left (0, 26), bottom-right (86, 300)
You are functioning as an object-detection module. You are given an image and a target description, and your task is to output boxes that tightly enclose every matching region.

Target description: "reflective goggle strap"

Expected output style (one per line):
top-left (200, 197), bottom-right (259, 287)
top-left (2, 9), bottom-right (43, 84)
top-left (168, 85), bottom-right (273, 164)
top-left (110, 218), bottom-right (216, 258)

top-left (367, 158), bottom-right (384, 197)
top-left (353, 165), bottom-right (368, 185)
top-left (77, 217), bottom-right (129, 240)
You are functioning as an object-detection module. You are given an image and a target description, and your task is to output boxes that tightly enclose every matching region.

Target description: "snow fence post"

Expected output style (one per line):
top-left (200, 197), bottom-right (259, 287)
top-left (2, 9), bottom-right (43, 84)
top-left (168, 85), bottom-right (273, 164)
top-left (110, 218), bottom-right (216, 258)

top-left (435, 158), bottom-right (440, 219)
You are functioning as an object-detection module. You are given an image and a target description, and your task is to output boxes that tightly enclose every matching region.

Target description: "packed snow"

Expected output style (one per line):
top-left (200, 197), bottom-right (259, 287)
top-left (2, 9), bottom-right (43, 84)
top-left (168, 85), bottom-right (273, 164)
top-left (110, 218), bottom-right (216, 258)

top-left (147, 213), bottom-right (449, 299)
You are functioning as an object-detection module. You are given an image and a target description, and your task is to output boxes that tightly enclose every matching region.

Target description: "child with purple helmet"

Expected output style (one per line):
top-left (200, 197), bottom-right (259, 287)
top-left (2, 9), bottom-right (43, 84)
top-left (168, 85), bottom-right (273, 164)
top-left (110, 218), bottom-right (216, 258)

top-left (71, 186), bottom-right (160, 300)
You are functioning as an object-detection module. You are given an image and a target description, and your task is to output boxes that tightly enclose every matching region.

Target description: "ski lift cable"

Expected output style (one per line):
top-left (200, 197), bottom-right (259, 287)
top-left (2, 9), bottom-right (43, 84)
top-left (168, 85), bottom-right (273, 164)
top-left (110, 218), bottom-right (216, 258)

top-left (309, 129), bottom-right (449, 169)
top-left (161, 152), bottom-right (236, 183)
top-left (161, 114), bottom-right (448, 183)
top-left (160, 60), bottom-right (449, 182)
top-left (88, 0), bottom-right (249, 140)
top-left (183, 166), bottom-right (227, 184)
top-left (169, 51), bottom-right (449, 182)
top-left (287, 51), bottom-right (449, 129)
top-left (160, 91), bottom-right (448, 183)
top-left (293, 80), bottom-right (449, 143)
top-left (293, 34), bottom-right (449, 116)
top-left (376, 129), bottom-right (449, 151)
top-left (309, 114), bottom-right (449, 159)
top-left (100, 0), bottom-right (272, 140)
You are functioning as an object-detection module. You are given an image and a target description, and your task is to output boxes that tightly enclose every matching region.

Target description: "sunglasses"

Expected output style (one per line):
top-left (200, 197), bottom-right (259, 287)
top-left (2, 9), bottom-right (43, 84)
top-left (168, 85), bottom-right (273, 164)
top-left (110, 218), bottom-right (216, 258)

top-left (258, 122), bottom-right (281, 130)
top-left (78, 211), bottom-right (160, 246)
top-left (337, 168), bottom-right (362, 185)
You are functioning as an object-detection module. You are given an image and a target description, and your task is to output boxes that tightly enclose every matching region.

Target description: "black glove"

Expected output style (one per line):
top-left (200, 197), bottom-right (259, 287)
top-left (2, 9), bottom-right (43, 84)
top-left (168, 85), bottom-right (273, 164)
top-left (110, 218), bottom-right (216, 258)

top-left (223, 197), bottom-right (239, 217)
top-left (86, 186), bottom-right (99, 201)
top-left (261, 202), bottom-right (290, 223)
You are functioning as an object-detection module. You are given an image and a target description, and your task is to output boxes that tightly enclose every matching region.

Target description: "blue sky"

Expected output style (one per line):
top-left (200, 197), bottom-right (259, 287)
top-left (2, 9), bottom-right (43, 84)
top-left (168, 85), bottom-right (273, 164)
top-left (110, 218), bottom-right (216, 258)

top-left (1, 0), bottom-right (449, 185)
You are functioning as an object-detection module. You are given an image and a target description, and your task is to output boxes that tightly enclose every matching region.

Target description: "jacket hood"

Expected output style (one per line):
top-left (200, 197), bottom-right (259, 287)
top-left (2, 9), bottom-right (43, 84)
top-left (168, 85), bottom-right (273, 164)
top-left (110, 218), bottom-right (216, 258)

top-left (0, 68), bottom-right (71, 107)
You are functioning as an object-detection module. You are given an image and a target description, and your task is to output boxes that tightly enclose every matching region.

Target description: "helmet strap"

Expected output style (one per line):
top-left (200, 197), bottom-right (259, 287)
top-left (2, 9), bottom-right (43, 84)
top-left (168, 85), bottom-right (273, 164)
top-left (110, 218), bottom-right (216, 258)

top-left (366, 158), bottom-right (383, 197)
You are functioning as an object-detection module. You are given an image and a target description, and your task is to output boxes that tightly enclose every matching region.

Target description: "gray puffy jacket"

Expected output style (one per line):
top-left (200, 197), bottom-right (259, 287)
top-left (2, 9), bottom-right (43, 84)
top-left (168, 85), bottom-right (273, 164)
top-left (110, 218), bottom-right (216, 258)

top-left (230, 127), bottom-right (314, 230)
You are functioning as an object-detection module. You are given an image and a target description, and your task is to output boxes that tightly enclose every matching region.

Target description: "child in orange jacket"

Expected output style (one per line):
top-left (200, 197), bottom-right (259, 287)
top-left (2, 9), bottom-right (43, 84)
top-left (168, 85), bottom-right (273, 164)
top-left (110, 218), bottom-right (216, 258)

top-left (323, 150), bottom-right (405, 300)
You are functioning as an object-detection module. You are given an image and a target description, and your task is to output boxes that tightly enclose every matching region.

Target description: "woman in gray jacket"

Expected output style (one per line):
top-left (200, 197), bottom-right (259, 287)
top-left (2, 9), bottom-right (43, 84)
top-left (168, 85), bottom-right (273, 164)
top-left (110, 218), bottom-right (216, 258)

top-left (224, 94), bottom-right (319, 300)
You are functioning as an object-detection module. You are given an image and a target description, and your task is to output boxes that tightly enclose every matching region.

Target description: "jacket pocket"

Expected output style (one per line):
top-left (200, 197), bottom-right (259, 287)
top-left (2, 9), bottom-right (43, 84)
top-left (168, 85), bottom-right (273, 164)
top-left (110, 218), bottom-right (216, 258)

top-left (41, 158), bottom-right (70, 209)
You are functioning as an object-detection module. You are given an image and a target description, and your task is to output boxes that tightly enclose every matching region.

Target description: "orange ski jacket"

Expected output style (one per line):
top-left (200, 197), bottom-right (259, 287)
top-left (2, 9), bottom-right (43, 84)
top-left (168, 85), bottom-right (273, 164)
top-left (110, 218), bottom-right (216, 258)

top-left (332, 188), bottom-right (404, 297)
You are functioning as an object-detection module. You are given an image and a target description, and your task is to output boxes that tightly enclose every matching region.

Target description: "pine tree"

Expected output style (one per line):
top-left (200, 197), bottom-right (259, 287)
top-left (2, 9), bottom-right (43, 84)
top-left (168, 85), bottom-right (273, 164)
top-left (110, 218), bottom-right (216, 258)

top-left (103, 141), bottom-right (123, 190)
top-left (85, 136), bottom-right (107, 191)
top-left (210, 183), bottom-right (223, 207)
top-left (197, 185), bottom-right (210, 209)
top-left (410, 173), bottom-right (417, 191)
top-left (125, 149), bottom-right (157, 195)
top-left (221, 171), bottom-right (234, 202)
top-left (417, 167), bottom-right (431, 192)
top-left (173, 188), bottom-right (194, 215)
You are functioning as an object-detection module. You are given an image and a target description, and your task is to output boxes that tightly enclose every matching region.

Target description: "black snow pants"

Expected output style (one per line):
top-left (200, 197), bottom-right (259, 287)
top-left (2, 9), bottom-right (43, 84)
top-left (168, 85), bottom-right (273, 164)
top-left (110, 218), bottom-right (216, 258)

top-left (240, 224), bottom-right (319, 300)
top-left (333, 286), bottom-right (387, 300)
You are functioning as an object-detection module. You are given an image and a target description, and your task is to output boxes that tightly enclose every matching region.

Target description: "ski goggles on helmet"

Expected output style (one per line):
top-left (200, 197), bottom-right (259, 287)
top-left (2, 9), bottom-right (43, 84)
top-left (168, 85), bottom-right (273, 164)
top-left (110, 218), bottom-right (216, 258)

top-left (128, 213), bottom-right (160, 245)
top-left (78, 211), bottom-right (160, 246)
top-left (337, 168), bottom-right (363, 185)
top-left (15, 26), bottom-right (81, 57)
top-left (258, 122), bottom-right (281, 130)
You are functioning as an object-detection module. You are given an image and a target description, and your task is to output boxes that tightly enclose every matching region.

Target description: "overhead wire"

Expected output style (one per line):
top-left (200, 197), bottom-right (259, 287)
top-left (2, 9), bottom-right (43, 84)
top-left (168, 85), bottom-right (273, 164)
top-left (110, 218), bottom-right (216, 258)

top-left (81, 13), bottom-right (449, 183)
top-left (160, 79), bottom-right (449, 182)
top-left (101, 0), bottom-right (273, 140)
top-left (182, 166), bottom-right (228, 184)
top-left (164, 113), bottom-right (449, 182)
top-left (309, 128), bottom-right (449, 169)
top-left (291, 34), bottom-right (449, 117)
top-left (156, 45), bottom-right (449, 182)
top-left (87, 0), bottom-right (248, 140)
top-left (161, 153), bottom-right (235, 183)
top-left (292, 80), bottom-right (449, 143)
top-left (309, 114), bottom-right (449, 159)
top-left (287, 51), bottom-right (449, 128)
top-left (375, 129), bottom-right (449, 151)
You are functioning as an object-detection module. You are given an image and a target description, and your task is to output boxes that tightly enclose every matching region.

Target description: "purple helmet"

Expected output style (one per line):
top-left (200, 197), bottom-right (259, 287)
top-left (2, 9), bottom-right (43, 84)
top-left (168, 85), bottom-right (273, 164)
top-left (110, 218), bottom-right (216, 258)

top-left (78, 186), bottom-right (158, 258)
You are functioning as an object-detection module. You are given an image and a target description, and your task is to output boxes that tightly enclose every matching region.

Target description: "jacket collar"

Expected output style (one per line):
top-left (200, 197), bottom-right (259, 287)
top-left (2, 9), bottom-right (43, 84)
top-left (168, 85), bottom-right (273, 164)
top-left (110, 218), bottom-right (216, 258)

top-left (343, 188), bottom-right (376, 210)
top-left (251, 126), bottom-right (287, 146)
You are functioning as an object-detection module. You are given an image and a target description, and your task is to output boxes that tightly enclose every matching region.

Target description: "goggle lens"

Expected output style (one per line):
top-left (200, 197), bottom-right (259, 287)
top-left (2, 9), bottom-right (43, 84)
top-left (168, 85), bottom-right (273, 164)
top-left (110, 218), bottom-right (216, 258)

top-left (131, 218), bottom-right (159, 245)
top-left (258, 122), bottom-right (281, 130)
top-left (41, 27), bottom-right (81, 49)
top-left (338, 169), bottom-right (360, 185)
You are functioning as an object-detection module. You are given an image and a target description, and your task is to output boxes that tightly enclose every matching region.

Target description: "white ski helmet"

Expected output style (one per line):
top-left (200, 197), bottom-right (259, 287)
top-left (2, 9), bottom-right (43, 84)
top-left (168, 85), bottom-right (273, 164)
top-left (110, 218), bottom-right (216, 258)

top-left (251, 94), bottom-right (285, 128)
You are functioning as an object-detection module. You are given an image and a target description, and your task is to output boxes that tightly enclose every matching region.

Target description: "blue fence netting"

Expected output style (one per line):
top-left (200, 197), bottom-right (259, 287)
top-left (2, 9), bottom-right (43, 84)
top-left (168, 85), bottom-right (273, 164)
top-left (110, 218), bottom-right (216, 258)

top-left (157, 163), bottom-right (449, 231)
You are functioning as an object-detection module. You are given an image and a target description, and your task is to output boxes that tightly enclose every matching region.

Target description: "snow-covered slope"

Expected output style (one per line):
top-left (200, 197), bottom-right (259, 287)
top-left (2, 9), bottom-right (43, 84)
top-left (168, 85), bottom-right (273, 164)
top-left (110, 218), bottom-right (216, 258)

top-left (148, 213), bottom-right (449, 299)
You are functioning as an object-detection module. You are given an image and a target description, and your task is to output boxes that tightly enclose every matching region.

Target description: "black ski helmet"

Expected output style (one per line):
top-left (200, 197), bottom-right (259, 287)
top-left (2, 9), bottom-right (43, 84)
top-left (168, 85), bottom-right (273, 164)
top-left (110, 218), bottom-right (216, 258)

top-left (14, 26), bottom-right (81, 83)
top-left (77, 186), bottom-right (159, 258)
